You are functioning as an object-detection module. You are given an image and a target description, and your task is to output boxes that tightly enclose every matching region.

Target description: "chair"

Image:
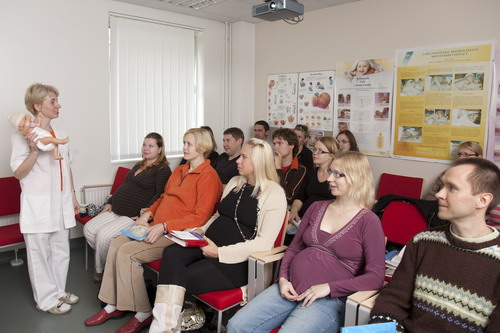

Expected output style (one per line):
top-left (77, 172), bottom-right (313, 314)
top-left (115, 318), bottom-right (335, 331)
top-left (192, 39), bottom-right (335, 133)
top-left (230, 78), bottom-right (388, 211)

top-left (0, 176), bottom-right (24, 266)
top-left (380, 200), bottom-right (428, 247)
top-left (75, 166), bottom-right (131, 270)
top-left (376, 173), bottom-right (424, 200)
top-left (144, 212), bottom-right (288, 333)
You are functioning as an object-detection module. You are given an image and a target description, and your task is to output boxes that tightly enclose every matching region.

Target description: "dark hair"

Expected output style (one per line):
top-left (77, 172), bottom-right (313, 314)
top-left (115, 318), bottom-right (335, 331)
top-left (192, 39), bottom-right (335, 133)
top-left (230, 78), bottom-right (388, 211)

top-left (451, 158), bottom-right (500, 211)
top-left (254, 120), bottom-right (270, 132)
top-left (223, 127), bottom-right (244, 145)
top-left (201, 126), bottom-right (217, 152)
top-left (272, 128), bottom-right (299, 157)
top-left (137, 132), bottom-right (169, 171)
top-left (337, 130), bottom-right (360, 152)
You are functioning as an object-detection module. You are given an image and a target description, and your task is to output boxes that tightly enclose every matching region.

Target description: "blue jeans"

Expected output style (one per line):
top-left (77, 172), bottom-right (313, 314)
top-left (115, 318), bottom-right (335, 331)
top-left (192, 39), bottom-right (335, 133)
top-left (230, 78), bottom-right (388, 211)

top-left (227, 284), bottom-right (345, 333)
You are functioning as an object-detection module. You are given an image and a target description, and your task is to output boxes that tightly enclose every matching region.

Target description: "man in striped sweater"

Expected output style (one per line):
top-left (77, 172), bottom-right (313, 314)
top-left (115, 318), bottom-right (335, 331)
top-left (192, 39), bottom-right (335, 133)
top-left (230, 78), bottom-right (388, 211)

top-left (370, 158), bottom-right (500, 332)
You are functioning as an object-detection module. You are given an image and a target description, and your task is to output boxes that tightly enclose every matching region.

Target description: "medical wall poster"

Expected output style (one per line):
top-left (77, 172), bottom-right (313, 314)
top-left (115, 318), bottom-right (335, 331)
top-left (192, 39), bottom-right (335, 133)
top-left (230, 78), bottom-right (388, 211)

top-left (267, 73), bottom-right (299, 129)
top-left (297, 71), bottom-right (335, 131)
top-left (392, 41), bottom-right (494, 161)
top-left (335, 59), bottom-right (394, 156)
top-left (487, 49), bottom-right (500, 165)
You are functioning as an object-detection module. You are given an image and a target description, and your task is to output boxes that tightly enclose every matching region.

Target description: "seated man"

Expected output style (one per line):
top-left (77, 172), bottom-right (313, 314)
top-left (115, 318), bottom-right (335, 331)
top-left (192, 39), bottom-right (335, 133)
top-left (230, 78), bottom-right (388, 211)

top-left (370, 158), bottom-right (500, 332)
top-left (212, 127), bottom-right (244, 185)
top-left (253, 120), bottom-right (270, 141)
top-left (272, 128), bottom-right (306, 205)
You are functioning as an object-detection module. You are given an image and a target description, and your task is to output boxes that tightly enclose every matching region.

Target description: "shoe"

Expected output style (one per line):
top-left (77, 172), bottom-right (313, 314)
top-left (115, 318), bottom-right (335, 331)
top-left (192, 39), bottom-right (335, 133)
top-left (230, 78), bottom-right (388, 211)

top-left (85, 308), bottom-right (126, 326)
top-left (36, 301), bottom-right (71, 315)
top-left (59, 292), bottom-right (79, 304)
top-left (116, 315), bottom-right (153, 333)
top-left (93, 272), bottom-right (103, 283)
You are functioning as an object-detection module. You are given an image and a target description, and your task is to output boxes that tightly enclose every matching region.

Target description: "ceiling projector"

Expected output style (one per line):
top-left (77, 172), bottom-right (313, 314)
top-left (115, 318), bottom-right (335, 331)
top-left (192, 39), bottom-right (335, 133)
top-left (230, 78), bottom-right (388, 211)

top-left (252, 0), bottom-right (304, 21)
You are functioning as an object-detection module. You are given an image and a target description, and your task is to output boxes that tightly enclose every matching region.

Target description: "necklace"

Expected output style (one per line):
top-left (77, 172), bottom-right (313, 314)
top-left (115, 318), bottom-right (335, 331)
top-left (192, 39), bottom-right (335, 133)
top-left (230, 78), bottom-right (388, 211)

top-left (233, 183), bottom-right (259, 241)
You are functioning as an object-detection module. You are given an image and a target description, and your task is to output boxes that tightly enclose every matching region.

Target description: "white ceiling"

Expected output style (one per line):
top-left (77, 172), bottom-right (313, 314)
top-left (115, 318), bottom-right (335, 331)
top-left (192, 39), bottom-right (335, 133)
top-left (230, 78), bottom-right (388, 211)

top-left (113, 0), bottom-right (360, 24)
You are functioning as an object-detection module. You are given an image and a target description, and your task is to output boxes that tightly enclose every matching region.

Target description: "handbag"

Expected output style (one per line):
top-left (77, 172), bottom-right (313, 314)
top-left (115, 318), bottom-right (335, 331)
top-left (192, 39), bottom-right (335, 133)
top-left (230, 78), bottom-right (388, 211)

top-left (181, 301), bottom-right (206, 331)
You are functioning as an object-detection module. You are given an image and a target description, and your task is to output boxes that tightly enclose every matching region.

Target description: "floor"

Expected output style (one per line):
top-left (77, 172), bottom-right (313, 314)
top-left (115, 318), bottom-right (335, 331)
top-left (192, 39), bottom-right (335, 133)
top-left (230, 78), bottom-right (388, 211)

top-left (0, 238), bottom-right (162, 333)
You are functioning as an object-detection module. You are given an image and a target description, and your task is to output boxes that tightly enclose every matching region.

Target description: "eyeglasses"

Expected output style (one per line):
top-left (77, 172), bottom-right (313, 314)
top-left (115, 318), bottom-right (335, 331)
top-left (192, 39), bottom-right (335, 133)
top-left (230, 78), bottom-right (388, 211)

top-left (312, 148), bottom-right (330, 154)
top-left (457, 153), bottom-right (478, 158)
top-left (338, 140), bottom-right (350, 144)
top-left (327, 169), bottom-right (346, 179)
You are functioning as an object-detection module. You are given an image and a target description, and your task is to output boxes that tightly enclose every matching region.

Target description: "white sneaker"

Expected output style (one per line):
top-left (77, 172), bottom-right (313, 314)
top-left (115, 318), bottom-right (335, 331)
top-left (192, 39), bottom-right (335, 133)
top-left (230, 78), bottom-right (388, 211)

top-left (59, 292), bottom-right (79, 305)
top-left (37, 301), bottom-right (71, 315)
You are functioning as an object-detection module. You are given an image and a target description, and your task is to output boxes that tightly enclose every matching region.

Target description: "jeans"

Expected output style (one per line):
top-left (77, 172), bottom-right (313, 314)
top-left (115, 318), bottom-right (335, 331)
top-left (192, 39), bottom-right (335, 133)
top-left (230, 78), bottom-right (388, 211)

top-left (227, 284), bottom-right (345, 333)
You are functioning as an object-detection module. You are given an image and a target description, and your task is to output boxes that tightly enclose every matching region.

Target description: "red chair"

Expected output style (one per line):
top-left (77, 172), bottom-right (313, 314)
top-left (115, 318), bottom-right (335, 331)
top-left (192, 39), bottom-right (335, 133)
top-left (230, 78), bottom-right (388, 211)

top-left (75, 166), bottom-right (131, 269)
top-left (0, 177), bottom-right (24, 266)
top-left (380, 200), bottom-right (428, 247)
top-left (376, 173), bottom-right (424, 200)
top-left (145, 212), bottom-right (288, 333)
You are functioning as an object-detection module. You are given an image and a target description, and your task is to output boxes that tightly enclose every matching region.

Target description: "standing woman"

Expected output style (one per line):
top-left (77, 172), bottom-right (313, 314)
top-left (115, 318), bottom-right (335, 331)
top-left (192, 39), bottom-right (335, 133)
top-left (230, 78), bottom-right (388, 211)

top-left (10, 83), bottom-right (80, 314)
top-left (83, 132), bottom-right (171, 282)
top-left (228, 152), bottom-right (385, 333)
top-left (149, 139), bottom-right (287, 332)
top-left (85, 128), bottom-right (222, 333)
top-left (336, 130), bottom-right (360, 152)
top-left (294, 124), bottom-right (314, 170)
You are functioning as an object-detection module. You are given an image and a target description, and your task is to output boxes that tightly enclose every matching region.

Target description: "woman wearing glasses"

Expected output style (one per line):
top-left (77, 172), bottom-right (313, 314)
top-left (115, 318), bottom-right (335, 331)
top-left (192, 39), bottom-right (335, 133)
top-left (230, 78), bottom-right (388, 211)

top-left (228, 151), bottom-right (385, 333)
top-left (336, 130), bottom-right (360, 152)
top-left (288, 137), bottom-right (339, 235)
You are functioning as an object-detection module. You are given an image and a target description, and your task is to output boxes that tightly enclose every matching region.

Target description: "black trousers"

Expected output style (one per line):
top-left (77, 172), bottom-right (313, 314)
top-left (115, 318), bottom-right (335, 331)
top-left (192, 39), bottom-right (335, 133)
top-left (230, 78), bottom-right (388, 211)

top-left (158, 244), bottom-right (237, 295)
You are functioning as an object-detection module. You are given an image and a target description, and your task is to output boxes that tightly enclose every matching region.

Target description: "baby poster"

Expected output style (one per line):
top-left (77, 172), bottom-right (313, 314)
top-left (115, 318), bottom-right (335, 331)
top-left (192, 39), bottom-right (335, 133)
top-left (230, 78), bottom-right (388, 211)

top-left (335, 58), bottom-right (394, 157)
top-left (297, 71), bottom-right (335, 131)
top-left (486, 49), bottom-right (500, 165)
top-left (266, 73), bottom-right (299, 129)
top-left (392, 41), bottom-right (494, 162)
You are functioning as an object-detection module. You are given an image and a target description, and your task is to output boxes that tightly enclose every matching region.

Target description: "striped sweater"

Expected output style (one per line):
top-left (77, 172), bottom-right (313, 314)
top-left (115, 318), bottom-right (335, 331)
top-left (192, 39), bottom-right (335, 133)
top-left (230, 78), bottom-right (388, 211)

top-left (369, 224), bottom-right (500, 333)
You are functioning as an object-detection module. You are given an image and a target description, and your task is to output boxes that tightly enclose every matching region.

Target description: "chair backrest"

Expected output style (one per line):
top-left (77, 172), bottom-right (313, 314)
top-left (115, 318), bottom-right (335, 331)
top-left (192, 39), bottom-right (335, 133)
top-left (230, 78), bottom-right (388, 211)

top-left (274, 212), bottom-right (289, 248)
top-left (380, 201), bottom-right (428, 246)
top-left (376, 173), bottom-right (424, 200)
top-left (110, 167), bottom-right (131, 195)
top-left (0, 177), bottom-right (22, 216)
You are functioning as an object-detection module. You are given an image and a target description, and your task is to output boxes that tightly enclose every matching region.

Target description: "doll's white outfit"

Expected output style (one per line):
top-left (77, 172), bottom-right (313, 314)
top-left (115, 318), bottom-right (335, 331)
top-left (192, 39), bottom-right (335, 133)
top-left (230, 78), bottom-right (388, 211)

top-left (31, 126), bottom-right (56, 151)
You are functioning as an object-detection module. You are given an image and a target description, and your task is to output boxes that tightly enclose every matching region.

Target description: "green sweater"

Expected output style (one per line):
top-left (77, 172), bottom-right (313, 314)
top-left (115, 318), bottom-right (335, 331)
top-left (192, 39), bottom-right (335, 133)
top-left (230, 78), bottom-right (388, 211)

top-left (370, 224), bottom-right (500, 333)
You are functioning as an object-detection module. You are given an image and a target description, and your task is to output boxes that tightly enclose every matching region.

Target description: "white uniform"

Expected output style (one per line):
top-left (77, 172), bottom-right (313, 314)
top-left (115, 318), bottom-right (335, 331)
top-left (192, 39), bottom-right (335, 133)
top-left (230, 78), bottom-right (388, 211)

top-left (10, 126), bottom-right (75, 311)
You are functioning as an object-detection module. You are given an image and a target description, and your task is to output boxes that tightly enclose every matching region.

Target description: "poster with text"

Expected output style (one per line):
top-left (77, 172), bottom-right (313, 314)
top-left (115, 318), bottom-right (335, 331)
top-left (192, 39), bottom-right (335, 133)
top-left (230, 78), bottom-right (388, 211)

top-left (392, 41), bottom-right (494, 161)
top-left (486, 49), bottom-right (499, 165)
top-left (297, 71), bottom-right (334, 131)
top-left (267, 73), bottom-right (298, 129)
top-left (335, 59), bottom-right (394, 156)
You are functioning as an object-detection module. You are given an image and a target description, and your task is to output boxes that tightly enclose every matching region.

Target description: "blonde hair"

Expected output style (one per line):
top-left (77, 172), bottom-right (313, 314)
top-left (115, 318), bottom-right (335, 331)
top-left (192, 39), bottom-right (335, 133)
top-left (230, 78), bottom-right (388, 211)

top-left (233, 138), bottom-right (279, 197)
top-left (185, 128), bottom-right (214, 159)
top-left (317, 136), bottom-right (340, 156)
top-left (334, 151), bottom-right (375, 209)
top-left (25, 83), bottom-right (59, 115)
top-left (458, 141), bottom-right (483, 158)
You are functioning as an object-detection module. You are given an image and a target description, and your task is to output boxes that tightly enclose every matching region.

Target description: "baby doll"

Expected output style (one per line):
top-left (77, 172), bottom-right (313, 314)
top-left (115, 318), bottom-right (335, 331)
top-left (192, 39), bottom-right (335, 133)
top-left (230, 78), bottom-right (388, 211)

top-left (8, 112), bottom-right (69, 160)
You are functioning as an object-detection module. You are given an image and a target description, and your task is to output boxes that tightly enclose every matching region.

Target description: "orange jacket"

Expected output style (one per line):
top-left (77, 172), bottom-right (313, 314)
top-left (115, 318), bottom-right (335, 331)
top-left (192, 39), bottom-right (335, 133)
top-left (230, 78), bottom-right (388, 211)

top-left (148, 160), bottom-right (222, 232)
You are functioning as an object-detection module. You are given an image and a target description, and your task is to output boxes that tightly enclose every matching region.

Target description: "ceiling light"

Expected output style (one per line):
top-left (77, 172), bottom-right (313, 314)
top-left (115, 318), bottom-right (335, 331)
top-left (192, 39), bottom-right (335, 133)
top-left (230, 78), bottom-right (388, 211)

top-left (160, 0), bottom-right (227, 10)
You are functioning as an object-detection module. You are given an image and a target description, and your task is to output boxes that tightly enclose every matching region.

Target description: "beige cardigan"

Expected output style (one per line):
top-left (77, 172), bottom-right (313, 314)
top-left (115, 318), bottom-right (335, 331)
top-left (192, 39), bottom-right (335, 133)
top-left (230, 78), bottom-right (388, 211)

top-left (201, 176), bottom-right (287, 264)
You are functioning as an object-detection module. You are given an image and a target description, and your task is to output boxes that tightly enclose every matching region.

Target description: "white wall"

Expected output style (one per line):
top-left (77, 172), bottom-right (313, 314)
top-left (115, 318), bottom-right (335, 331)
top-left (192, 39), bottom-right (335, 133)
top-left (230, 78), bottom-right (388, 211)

top-left (0, 0), bottom-right (226, 236)
top-left (253, 0), bottom-right (500, 195)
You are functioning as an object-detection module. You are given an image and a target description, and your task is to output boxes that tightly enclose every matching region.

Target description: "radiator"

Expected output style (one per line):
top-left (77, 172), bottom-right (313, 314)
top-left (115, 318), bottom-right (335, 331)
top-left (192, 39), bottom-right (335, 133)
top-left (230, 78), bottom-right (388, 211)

top-left (81, 185), bottom-right (112, 206)
top-left (0, 214), bottom-right (19, 227)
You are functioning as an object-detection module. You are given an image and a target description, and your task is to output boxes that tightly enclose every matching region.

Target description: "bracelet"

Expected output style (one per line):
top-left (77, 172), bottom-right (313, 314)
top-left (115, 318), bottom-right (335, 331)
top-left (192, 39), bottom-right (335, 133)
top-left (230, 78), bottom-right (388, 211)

top-left (163, 222), bottom-right (168, 234)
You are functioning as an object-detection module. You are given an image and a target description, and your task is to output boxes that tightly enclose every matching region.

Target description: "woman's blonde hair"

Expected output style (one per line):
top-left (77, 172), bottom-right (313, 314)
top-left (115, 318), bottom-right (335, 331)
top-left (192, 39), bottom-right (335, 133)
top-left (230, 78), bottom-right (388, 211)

top-left (233, 138), bottom-right (279, 197)
top-left (458, 141), bottom-right (483, 158)
top-left (334, 151), bottom-right (375, 209)
top-left (25, 83), bottom-right (59, 115)
top-left (184, 128), bottom-right (214, 159)
top-left (317, 136), bottom-right (340, 155)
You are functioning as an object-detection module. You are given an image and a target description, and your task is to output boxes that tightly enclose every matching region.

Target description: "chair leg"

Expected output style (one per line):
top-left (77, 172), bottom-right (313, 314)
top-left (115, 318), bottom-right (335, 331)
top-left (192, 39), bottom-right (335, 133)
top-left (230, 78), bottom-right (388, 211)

top-left (217, 310), bottom-right (222, 333)
top-left (85, 241), bottom-right (88, 271)
top-left (10, 248), bottom-right (24, 267)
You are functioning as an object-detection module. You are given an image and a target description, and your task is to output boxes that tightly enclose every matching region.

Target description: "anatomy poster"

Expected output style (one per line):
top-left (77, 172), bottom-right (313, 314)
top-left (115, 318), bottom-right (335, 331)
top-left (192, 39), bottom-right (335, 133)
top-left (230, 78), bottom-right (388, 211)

top-left (392, 41), bottom-right (494, 161)
top-left (297, 71), bottom-right (334, 131)
top-left (335, 59), bottom-right (394, 156)
top-left (486, 49), bottom-right (500, 165)
top-left (266, 73), bottom-right (298, 128)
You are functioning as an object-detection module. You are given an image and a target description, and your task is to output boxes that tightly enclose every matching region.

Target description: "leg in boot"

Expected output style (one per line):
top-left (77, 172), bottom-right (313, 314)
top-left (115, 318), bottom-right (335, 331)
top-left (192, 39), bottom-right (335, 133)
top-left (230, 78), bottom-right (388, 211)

top-left (150, 284), bottom-right (186, 333)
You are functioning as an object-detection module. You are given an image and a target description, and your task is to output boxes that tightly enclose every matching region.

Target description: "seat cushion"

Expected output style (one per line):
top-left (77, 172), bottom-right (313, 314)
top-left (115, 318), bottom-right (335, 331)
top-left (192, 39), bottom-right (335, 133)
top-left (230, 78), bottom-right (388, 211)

top-left (145, 259), bottom-right (162, 272)
top-left (196, 289), bottom-right (243, 311)
top-left (75, 213), bottom-right (93, 225)
top-left (0, 224), bottom-right (24, 247)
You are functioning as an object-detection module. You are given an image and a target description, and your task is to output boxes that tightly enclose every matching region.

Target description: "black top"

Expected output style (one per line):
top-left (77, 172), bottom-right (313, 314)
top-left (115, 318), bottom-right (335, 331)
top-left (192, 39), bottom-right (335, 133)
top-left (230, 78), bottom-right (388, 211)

top-left (205, 184), bottom-right (258, 286)
top-left (179, 150), bottom-right (220, 166)
top-left (295, 168), bottom-right (334, 217)
top-left (109, 164), bottom-right (171, 217)
top-left (212, 152), bottom-right (240, 184)
top-left (297, 146), bottom-right (314, 171)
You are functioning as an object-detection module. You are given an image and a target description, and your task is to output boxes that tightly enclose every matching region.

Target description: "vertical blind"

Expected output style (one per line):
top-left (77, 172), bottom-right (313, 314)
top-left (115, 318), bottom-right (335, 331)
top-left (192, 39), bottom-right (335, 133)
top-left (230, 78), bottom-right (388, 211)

top-left (109, 14), bottom-right (201, 162)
